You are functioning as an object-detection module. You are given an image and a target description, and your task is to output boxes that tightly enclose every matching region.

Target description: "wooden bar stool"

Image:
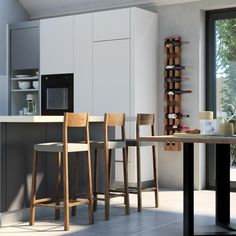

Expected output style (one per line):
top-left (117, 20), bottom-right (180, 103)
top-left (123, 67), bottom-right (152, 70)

top-left (93, 113), bottom-right (130, 220)
top-left (29, 112), bottom-right (93, 231)
top-left (126, 113), bottom-right (159, 212)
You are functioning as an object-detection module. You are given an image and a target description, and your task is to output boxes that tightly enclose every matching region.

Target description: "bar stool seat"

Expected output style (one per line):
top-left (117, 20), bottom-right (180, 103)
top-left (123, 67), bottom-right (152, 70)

top-left (125, 139), bottom-right (156, 147)
top-left (29, 112), bottom-right (93, 231)
top-left (34, 142), bottom-right (89, 152)
top-left (93, 140), bottom-right (126, 149)
top-left (126, 113), bottom-right (159, 212)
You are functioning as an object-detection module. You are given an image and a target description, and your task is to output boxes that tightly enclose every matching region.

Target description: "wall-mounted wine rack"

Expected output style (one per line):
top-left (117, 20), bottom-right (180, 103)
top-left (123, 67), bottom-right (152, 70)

top-left (164, 36), bottom-right (191, 151)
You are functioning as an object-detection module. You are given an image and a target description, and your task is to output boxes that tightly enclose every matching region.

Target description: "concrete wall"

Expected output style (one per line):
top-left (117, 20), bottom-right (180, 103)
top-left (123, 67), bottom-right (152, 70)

top-left (156, 0), bottom-right (236, 189)
top-left (0, 0), bottom-right (29, 114)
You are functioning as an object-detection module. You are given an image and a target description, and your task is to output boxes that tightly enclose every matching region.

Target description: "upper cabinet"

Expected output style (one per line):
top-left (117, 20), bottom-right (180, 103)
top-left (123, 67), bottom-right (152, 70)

top-left (10, 21), bottom-right (39, 70)
top-left (40, 16), bottom-right (74, 74)
top-left (93, 8), bottom-right (130, 41)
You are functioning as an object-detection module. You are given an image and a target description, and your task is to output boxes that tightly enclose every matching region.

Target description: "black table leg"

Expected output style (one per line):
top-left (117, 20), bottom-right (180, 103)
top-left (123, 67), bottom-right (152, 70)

top-left (184, 142), bottom-right (194, 236)
top-left (215, 144), bottom-right (236, 230)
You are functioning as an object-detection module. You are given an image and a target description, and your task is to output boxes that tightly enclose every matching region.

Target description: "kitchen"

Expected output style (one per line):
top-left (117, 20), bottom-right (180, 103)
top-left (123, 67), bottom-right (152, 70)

top-left (1, 0), bottom-right (236, 235)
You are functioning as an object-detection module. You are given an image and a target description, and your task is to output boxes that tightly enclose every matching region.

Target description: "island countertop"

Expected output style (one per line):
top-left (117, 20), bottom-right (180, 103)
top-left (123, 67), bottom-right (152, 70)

top-left (0, 115), bottom-right (135, 123)
top-left (0, 115), bottom-right (104, 123)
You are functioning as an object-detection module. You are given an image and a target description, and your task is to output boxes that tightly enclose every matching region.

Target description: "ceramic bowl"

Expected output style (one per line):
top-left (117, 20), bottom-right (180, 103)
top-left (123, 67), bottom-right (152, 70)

top-left (32, 81), bottom-right (39, 89)
top-left (18, 81), bottom-right (31, 89)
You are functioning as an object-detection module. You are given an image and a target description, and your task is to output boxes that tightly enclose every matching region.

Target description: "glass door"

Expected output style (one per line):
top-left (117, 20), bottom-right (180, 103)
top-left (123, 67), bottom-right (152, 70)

top-left (206, 8), bottom-right (236, 189)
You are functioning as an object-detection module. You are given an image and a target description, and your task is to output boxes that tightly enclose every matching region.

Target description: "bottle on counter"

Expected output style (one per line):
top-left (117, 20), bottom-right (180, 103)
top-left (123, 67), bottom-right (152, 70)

top-left (165, 112), bottom-right (190, 119)
top-left (165, 89), bottom-right (192, 95)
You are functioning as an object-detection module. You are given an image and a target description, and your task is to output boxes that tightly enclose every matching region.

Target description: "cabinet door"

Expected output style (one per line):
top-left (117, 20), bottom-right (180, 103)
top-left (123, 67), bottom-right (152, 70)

top-left (93, 8), bottom-right (130, 41)
top-left (40, 16), bottom-right (73, 74)
top-left (74, 14), bottom-right (93, 113)
top-left (93, 39), bottom-right (130, 115)
top-left (11, 26), bottom-right (39, 70)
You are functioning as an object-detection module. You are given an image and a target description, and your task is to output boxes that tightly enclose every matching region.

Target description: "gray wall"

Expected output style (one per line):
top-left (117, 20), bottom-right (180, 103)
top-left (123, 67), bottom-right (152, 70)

top-left (0, 0), bottom-right (29, 114)
top-left (156, 0), bottom-right (236, 190)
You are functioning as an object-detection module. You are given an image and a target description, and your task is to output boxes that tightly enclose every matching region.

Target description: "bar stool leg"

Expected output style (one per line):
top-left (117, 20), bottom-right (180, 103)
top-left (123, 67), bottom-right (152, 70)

top-left (93, 148), bottom-right (98, 211)
top-left (72, 153), bottom-right (79, 217)
top-left (104, 148), bottom-right (110, 220)
top-left (86, 150), bottom-right (94, 224)
top-left (123, 147), bottom-right (130, 215)
top-left (108, 149), bottom-right (112, 188)
top-left (29, 150), bottom-right (38, 226)
top-left (63, 150), bottom-right (70, 231)
top-left (152, 145), bottom-right (159, 208)
top-left (137, 143), bottom-right (142, 212)
top-left (55, 152), bottom-right (62, 220)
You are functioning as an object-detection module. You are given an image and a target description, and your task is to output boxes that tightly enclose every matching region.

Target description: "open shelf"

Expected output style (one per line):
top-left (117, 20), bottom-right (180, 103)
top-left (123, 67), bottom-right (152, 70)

top-left (11, 89), bottom-right (38, 92)
top-left (11, 76), bottom-right (38, 81)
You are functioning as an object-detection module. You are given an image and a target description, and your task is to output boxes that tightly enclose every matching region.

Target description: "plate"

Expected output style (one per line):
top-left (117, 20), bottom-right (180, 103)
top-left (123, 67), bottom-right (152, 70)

top-left (14, 75), bottom-right (31, 78)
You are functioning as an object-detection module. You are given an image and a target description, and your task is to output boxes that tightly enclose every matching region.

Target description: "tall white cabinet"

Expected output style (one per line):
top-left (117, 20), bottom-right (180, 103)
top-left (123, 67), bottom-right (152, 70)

top-left (38, 7), bottom-right (158, 185)
top-left (91, 8), bottom-right (158, 185)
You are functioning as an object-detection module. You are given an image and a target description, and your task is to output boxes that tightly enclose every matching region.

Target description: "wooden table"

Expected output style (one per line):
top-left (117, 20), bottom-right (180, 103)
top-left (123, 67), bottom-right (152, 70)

top-left (140, 135), bottom-right (236, 236)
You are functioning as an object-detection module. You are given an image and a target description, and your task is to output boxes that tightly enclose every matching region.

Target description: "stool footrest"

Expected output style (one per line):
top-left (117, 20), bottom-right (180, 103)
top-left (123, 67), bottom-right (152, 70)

top-left (94, 191), bottom-right (126, 201)
top-left (109, 186), bottom-right (157, 194)
top-left (35, 203), bottom-right (63, 209)
top-left (35, 197), bottom-right (55, 204)
top-left (129, 186), bottom-right (157, 192)
top-left (34, 199), bottom-right (90, 209)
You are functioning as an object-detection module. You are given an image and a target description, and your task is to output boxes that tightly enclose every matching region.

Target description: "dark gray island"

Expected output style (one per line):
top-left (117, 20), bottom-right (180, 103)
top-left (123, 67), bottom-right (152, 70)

top-left (0, 115), bottom-right (104, 226)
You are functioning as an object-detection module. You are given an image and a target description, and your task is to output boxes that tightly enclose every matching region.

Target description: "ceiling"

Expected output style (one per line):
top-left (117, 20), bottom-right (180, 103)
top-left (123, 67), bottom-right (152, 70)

top-left (18, 0), bottom-right (199, 19)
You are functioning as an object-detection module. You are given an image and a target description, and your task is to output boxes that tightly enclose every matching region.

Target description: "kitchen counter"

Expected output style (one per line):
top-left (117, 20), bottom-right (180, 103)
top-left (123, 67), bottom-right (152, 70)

top-left (0, 115), bottom-right (104, 123)
top-left (0, 114), bottom-right (135, 226)
top-left (0, 115), bottom-right (135, 123)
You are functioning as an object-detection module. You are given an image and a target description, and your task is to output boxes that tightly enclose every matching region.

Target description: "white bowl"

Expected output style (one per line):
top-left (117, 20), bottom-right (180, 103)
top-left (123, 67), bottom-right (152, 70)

top-left (32, 81), bottom-right (39, 89)
top-left (18, 81), bottom-right (31, 89)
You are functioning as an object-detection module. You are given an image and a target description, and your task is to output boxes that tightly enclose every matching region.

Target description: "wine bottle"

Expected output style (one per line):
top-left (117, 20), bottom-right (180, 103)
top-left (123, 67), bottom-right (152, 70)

top-left (165, 89), bottom-right (192, 95)
top-left (165, 124), bottom-right (182, 131)
top-left (165, 77), bottom-right (189, 83)
top-left (165, 40), bottom-right (189, 47)
top-left (165, 112), bottom-right (189, 119)
top-left (165, 65), bottom-right (192, 70)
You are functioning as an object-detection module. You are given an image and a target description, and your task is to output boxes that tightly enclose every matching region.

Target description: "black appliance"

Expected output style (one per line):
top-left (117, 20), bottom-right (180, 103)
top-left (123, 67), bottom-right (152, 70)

top-left (41, 73), bottom-right (73, 115)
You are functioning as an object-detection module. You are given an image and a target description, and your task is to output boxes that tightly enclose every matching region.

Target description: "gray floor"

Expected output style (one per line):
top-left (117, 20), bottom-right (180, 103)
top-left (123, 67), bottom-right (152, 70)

top-left (0, 190), bottom-right (236, 235)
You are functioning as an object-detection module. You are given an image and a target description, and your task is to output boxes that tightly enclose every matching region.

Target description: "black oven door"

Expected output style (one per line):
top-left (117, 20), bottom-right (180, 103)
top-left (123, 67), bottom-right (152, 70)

top-left (41, 74), bottom-right (73, 115)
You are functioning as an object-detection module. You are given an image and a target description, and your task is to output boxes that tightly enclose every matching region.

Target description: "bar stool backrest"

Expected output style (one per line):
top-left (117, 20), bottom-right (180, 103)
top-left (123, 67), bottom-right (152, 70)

top-left (136, 113), bottom-right (155, 139)
top-left (63, 112), bottom-right (90, 145)
top-left (104, 113), bottom-right (126, 143)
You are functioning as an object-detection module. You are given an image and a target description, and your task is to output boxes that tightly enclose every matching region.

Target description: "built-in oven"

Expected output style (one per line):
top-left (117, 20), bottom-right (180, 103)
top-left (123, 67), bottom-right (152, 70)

top-left (41, 73), bottom-right (73, 115)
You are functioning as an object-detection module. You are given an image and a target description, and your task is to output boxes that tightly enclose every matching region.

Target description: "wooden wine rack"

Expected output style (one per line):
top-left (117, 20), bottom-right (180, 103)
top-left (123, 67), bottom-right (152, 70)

top-left (164, 36), bottom-right (189, 151)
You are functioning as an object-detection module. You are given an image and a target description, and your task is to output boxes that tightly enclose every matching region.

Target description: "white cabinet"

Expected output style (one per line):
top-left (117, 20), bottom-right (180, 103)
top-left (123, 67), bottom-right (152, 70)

top-left (38, 8), bottom-right (157, 185)
top-left (91, 8), bottom-right (158, 185)
top-left (40, 16), bottom-right (74, 74)
top-left (74, 14), bottom-right (93, 113)
top-left (93, 39), bottom-right (130, 115)
top-left (93, 8), bottom-right (130, 41)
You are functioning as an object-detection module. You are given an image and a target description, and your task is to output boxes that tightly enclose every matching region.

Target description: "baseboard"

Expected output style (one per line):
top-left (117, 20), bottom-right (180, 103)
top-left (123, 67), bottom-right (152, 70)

top-left (0, 208), bottom-right (52, 227)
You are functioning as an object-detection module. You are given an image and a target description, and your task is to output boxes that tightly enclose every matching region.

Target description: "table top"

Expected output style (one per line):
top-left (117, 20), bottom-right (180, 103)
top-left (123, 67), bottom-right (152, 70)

top-left (140, 134), bottom-right (236, 145)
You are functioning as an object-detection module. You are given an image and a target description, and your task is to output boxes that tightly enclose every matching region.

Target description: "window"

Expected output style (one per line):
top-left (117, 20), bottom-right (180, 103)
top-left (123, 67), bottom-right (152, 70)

top-left (206, 8), bottom-right (236, 189)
